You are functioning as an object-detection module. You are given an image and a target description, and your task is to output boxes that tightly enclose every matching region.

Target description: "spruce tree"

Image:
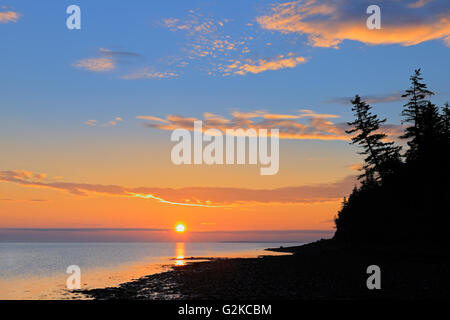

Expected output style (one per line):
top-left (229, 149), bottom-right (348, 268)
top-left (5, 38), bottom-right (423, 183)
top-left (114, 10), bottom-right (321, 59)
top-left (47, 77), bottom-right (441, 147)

top-left (401, 69), bottom-right (434, 161)
top-left (422, 102), bottom-right (442, 142)
top-left (442, 102), bottom-right (450, 139)
top-left (346, 95), bottom-right (402, 183)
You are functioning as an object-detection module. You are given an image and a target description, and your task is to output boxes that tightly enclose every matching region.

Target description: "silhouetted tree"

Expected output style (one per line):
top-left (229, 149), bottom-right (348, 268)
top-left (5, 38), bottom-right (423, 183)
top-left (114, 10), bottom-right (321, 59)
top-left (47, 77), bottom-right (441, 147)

top-left (420, 101), bottom-right (443, 159)
top-left (442, 102), bottom-right (450, 138)
top-left (346, 95), bottom-right (402, 183)
top-left (401, 69), bottom-right (434, 161)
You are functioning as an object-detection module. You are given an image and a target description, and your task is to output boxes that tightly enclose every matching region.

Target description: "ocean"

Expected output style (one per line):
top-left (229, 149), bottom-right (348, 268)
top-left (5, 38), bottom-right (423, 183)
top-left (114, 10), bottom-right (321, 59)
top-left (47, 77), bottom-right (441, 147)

top-left (0, 242), bottom-right (301, 299)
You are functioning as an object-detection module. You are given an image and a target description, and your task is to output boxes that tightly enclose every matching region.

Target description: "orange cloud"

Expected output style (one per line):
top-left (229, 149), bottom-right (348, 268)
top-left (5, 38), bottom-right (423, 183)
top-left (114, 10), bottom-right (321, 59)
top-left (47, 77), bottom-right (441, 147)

top-left (136, 115), bottom-right (169, 123)
top-left (74, 57), bottom-right (115, 72)
top-left (225, 54), bottom-right (307, 75)
top-left (3, 170), bottom-right (46, 181)
top-left (257, 0), bottom-right (450, 48)
top-left (85, 120), bottom-right (98, 126)
top-left (0, 10), bottom-right (20, 23)
top-left (74, 48), bottom-right (149, 75)
top-left (0, 170), bottom-right (357, 206)
top-left (161, 10), bottom-right (307, 76)
top-left (137, 109), bottom-right (350, 141)
top-left (137, 108), bottom-right (406, 141)
top-left (161, 11), bottom-right (238, 60)
top-left (262, 113), bottom-right (302, 120)
top-left (408, 0), bottom-right (434, 8)
top-left (84, 117), bottom-right (123, 127)
top-left (349, 163), bottom-right (363, 172)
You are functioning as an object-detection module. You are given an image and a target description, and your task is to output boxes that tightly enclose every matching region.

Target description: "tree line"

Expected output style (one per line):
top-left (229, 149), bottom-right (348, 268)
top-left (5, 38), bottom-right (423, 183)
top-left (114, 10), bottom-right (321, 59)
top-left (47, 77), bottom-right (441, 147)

top-left (334, 69), bottom-right (450, 245)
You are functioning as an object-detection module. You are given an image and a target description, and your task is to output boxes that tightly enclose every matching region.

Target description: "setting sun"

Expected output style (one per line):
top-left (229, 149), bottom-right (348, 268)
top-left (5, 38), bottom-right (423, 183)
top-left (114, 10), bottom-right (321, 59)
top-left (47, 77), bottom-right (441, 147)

top-left (175, 223), bottom-right (186, 233)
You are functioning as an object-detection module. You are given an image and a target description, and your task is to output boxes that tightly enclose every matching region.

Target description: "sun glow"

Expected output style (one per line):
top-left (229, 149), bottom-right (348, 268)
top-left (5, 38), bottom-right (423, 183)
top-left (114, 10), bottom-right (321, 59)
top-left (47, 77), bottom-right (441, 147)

top-left (175, 223), bottom-right (186, 233)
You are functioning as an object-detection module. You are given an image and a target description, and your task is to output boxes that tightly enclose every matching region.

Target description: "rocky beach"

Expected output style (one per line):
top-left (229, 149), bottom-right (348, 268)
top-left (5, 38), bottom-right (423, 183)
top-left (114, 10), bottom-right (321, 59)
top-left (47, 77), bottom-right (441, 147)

top-left (80, 240), bottom-right (450, 300)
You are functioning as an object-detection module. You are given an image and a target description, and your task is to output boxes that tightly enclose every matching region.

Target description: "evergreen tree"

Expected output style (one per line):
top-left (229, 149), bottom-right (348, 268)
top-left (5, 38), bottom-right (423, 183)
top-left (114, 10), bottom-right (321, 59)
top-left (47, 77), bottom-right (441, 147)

top-left (442, 102), bottom-right (450, 138)
top-left (346, 95), bottom-right (402, 183)
top-left (421, 101), bottom-right (443, 151)
top-left (401, 69), bottom-right (434, 161)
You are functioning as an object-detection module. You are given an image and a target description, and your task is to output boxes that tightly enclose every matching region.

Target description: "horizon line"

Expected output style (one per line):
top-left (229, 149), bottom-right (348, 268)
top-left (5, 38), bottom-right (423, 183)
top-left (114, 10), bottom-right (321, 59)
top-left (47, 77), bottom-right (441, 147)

top-left (0, 228), bottom-right (334, 234)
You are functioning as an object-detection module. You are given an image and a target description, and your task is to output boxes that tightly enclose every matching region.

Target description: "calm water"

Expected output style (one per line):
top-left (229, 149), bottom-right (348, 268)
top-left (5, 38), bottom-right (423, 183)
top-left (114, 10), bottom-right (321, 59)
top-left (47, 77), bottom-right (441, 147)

top-left (0, 242), bottom-right (301, 299)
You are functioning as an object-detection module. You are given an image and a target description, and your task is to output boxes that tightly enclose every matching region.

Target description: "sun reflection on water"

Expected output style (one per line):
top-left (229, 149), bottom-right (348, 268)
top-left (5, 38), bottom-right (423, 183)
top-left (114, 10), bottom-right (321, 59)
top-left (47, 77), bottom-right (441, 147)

top-left (174, 242), bottom-right (185, 266)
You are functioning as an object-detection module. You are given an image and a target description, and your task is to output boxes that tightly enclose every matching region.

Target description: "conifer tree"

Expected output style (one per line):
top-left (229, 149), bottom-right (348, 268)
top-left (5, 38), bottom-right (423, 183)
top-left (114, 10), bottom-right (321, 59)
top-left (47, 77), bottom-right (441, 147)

top-left (442, 102), bottom-right (450, 138)
top-left (422, 101), bottom-right (442, 140)
top-left (401, 69), bottom-right (434, 161)
top-left (346, 95), bottom-right (402, 183)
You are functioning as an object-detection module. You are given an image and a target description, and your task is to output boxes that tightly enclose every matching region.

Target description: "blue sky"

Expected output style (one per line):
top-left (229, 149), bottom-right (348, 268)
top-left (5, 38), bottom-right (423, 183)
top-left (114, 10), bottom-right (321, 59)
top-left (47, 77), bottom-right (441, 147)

top-left (1, 1), bottom-right (449, 127)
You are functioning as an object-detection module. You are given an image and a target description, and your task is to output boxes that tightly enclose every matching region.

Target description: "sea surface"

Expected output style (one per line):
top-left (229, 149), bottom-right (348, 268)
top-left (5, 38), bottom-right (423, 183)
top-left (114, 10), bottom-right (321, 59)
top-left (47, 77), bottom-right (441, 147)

top-left (0, 242), bottom-right (301, 299)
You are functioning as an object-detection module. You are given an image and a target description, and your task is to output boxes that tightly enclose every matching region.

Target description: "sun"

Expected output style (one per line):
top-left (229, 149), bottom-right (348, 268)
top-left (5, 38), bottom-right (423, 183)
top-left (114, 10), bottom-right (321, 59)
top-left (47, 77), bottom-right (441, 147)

top-left (175, 223), bottom-right (186, 233)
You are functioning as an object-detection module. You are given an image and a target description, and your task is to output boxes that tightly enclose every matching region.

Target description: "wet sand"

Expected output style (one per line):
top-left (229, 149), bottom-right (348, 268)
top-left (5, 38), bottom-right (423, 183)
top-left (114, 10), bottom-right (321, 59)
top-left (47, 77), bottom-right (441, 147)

top-left (80, 240), bottom-right (450, 300)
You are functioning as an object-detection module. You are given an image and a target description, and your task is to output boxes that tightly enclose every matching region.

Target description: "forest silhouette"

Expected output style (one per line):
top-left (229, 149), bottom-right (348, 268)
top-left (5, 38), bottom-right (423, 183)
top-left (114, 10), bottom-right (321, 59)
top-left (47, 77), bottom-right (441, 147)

top-left (334, 69), bottom-right (450, 246)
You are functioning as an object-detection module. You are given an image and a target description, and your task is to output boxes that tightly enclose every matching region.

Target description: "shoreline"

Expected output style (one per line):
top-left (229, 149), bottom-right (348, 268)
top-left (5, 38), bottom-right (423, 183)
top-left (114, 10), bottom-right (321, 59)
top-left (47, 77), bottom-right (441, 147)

top-left (80, 240), bottom-right (450, 300)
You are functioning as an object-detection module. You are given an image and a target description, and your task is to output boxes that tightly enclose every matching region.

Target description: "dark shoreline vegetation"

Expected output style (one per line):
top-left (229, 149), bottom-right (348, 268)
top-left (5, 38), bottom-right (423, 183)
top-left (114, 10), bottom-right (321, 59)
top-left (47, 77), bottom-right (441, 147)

top-left (81, 69), bottom-right (450, 300)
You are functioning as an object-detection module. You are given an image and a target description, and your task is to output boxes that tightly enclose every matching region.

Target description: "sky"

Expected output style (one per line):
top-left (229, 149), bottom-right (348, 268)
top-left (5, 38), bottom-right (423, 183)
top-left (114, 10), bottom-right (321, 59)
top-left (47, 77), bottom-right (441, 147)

top-left (1, 0), bottom-right (449, 242)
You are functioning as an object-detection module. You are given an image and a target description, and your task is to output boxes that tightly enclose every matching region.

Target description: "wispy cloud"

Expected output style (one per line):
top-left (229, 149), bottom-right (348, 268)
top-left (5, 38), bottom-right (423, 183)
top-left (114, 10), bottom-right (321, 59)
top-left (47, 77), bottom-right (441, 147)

top-left (73, 48), bottom-right (142, 73)
top-left (98, 48), bottom-right (142, 59)
top-left (161, 9), bottom-right (309, 76)
top-left (136, 115), bottom-right (169, 123)
top-left (138, 109), bottom-right (348, 141)
top-left (2, 170), bottom-right (47, 181)
top-left (348, 163), bottom-right (363, 172)
top-left (0, 170), bottom-right (357, 206)
top-left (74, 48), bottom-right (177, 79)
top-left (85, 120), bottom-right (98, 126)
top-left (84, 117), bottom-right (123, 127)
top-left (325, 91), bottom-right (405, 105)
top-left (0, 10), bottom-right (20, 23)
top-left (97, 48), bottom-right (144, 68)
top-left (138, 109), bottom-right (405, 141)
top-left (0, 198), bottom-right (48, 202)
top-left (161, 11), bottom-right (239, 60)
top-left (73, 57), bottom-right (115, 72)
top-left (224, 53), bottom-right (307, 75)
top-left (121, 68), bottom-right (178, 80)
top-left (257, 0), bottom-right (450, 48)
top-left (408, 0), bottom-right (434, 8)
